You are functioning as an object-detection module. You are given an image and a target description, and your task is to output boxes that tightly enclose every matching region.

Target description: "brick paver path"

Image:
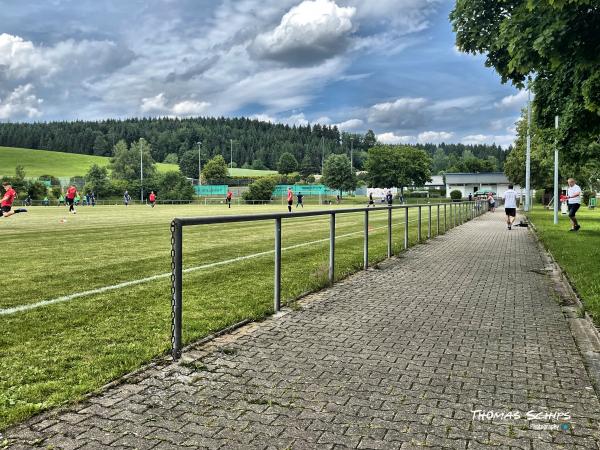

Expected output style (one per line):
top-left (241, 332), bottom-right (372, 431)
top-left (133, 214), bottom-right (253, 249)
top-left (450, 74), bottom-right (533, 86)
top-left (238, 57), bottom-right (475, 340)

top-left (4, 212), bottom-right (600, 449)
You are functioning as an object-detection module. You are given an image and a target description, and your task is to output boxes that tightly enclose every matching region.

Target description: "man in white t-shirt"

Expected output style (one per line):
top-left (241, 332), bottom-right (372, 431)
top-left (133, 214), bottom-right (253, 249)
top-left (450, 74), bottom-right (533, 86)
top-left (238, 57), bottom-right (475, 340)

top-left (566, 178), bottom-right (581, 231)
top-left (503, 184), bottom-right (518, 230)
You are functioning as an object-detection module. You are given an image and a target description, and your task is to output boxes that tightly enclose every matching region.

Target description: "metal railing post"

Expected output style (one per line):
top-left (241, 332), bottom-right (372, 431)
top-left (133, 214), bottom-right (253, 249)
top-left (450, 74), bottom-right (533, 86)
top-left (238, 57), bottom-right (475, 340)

top-left (171, 221), bottom-right (183, 360)
top-left (364, 210), bottom-right (369, 269)
top-left (444, 204), bottom-right (447, 231)
top-left (404, 207), bottom-right (409, 249)
top-left (417, 206), bottom-right (422, 242)
top-left (458, 202), bottom-right (462, 224)
top-left (437, 204), bottom-right (440, 236)
top-left (274, 217), bottom-right (281, 312)
top-left (387, 207), bottom-right (392, 258)
top-left (329, 213), bottom-right (335, 285)
top-left (428, 205), bottom-right (432, 239)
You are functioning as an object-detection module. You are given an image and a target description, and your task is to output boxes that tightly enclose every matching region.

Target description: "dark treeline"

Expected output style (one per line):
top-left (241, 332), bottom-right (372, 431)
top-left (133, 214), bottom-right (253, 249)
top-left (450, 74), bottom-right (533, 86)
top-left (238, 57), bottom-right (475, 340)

top-left (0, 117), bottom-right (509, 172)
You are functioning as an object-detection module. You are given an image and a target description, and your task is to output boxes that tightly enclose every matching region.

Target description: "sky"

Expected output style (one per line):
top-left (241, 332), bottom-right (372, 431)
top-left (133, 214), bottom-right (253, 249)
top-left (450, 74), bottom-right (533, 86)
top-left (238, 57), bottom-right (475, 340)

top-left (0, 0), bottom-right (528, 147)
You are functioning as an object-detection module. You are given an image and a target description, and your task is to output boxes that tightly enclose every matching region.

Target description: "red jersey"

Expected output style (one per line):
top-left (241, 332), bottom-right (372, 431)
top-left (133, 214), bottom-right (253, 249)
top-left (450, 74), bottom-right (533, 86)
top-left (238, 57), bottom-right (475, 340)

top-left (226, 192), bottom-right (233, 199)
top-left (287, 190), bottom-right (293, 201)
top-left (1, 188), bottom-right (16, 207)
top-left (149, 193), bottom-right (156, 202)
top-left (66, 186), bottom-right (77, 199)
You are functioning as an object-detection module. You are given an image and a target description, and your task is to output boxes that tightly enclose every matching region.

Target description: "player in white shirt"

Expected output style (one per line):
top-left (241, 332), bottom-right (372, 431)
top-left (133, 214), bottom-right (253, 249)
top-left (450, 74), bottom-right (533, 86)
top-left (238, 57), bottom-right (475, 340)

top-left (503, 184), bottom-right (518, 230)
top-left (566, 178), bottom-right (581, 231)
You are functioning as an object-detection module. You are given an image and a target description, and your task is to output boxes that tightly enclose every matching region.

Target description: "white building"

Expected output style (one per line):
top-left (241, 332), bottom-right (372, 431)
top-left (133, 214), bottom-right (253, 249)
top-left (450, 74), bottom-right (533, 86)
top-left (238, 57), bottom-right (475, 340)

top-left (445, 172), bottom-right (521, 198)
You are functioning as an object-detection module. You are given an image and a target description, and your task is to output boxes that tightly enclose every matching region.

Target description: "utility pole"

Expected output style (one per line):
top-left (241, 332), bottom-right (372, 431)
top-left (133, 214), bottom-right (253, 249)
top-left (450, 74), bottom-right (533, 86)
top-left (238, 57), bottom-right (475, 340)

top-left (321, 136), bottom-right (325, 174)
top-left (230, 139), bottom-right (233, 169)
top-left (553, 116), bottom-right (559, 224)
top-left (350, 137), bottom-right (354, 172)
top-left (197, 141), bottom-right (202, 186)
top-left (525, 87), bottom-right (532, 212)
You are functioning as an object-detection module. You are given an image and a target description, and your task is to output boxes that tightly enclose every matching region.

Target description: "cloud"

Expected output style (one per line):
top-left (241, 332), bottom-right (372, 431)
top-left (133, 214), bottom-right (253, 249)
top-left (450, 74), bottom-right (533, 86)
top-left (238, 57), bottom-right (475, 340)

top-left (172, 100), bottom-right (211, 116)
top-left (417, 131), bottom-right (454, 144)
top-left (250, 0), bottom-right (356, 66)
top-left (0, 84), bottom-right (43, 120)
top-left (461, 134), bottom-right (515, 147)
top-left (496, 90), bottom-right (528, 109)
top-left (140, 93), bottom-right (210, 116)
top-left (368, 97), bottom-right (428, 129)
top-left (140, 93), bottom-right (167, 113)
top-left (336, 118), bottom-right (364, 130)
top-left (377, 132), bottom-right (415, 144)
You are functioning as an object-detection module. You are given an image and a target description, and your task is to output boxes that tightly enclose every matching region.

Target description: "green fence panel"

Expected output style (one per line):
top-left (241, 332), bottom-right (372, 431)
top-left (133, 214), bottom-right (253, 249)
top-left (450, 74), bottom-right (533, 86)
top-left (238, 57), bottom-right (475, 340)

top-left (194, 185), bottom-right (228, 196)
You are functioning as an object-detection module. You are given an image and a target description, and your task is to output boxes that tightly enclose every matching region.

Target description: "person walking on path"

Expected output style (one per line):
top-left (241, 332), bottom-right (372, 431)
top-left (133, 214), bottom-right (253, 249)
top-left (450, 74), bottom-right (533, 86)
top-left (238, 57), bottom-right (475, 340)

top-left (566, 178), bottom-right (582, 231)
top-left (487, 192), bottom-right (496, 212)
top-left (503, 184), bottom-right (518, 230)
top-left (287, 187), bottom-right (294, 212)
top-left (65, 185), bottom-right (78, 214)
top-left (296, 192), bottom-right (303, 208)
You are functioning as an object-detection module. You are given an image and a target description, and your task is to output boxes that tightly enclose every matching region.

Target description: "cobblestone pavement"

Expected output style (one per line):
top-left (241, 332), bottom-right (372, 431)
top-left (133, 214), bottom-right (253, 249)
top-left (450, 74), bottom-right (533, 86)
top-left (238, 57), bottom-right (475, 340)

top-left (4, 212), bottom-right (600, 449)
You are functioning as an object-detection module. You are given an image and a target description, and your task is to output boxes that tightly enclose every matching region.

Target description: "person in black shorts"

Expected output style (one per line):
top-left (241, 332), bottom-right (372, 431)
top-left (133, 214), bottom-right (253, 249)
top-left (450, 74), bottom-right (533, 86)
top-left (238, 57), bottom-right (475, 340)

top-left (367, 192), bottom-right (375, 207)
top-left (1, 182), bottom-right (27, 218)
top-left (296, 192), bottom-right (303, 208)
top-left (566, 178), bottom-right (582, 231)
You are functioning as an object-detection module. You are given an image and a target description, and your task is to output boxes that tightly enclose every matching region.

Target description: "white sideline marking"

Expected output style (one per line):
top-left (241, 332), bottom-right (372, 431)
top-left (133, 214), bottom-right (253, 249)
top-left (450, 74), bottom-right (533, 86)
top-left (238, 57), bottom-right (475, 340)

top-left (0, 217), bottom-right (423, 316)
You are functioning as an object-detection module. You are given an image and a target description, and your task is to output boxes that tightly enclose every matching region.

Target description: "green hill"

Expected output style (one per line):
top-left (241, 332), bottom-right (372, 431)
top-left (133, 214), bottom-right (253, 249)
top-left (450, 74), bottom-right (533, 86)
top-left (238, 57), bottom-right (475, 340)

top-left (0, 146), bottom-right (275, 179)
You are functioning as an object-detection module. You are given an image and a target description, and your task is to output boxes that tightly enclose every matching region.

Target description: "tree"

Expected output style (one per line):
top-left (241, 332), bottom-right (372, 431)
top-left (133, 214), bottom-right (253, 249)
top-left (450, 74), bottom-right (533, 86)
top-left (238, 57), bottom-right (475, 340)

top-left (202, 155), bottom-right (228, 183)
top-left (432, 148), bottom-right (449, 174)
top-left (365, 146), bottom-right (432, 195)
top-left (155, 171), bottom-right (195, 200)
top-left (85, 164), bottom-right (111, 197)
top-left (92, 134), bottom-right (111, 156)
top-left (322, 154), bottom-right (357, 197)
top-left (300, 154), bottom-right (319, 178)
top-left (363, 129), bottom-right (377, 149)
top-left (179, 150), bottom-right (199, 179)
top-left (110, 139), bottom-right (156, 181)
top-left (450, 0), bottom-right (600, 167)
top-left (277, 152), bottom-right (298, 175)
top-left (242, 176), bottom-right (279, 202)
top-left (251, 159), bottom-right (267, 170)
top-left (163, 153), bottom-right (179, 164)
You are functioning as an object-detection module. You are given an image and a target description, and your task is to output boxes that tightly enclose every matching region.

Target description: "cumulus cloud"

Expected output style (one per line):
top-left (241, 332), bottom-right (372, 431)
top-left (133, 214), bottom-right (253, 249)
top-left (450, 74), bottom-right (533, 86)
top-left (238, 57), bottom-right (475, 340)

top-left (376, 132), bottom-right (415, 145)
top-left (336, 118), bottom-right (364, 131)
top-left (140, 93), bottom-right (167, 113)
top-left (417, 131), bottom-right (454, 144)
top-left (0, 84), bottom-right (43, 119)
top-left (496, 90), bottom-right (529, 109)
top-left (461, 134), bottom-right (515, 147)
top-left (251, 0), bottom-right (356, 66)
top-left (172, 100), bottom-right (211, 116)
top-left (140, 93), bottom-right (210, 116)
top-left (368, 97), bottom-right (427, 129)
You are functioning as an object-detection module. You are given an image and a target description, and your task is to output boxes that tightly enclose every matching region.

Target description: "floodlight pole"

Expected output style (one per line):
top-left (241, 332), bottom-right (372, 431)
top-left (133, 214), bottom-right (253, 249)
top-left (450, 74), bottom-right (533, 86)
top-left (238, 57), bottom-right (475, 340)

top-left (321, 137), bottom-right (325, 174)
top-left (553, 116), bottom-right (559, 224)
top-left (524, 88), bottom-right (531, 212)
top-left (140, 144), bottom-right (143, 203)
top-left (197, 141), bottom-right (202, 186)
top-left (350, 137), bottom-right (354, 172)
top-left (230, 139), bottom-right (233, 169)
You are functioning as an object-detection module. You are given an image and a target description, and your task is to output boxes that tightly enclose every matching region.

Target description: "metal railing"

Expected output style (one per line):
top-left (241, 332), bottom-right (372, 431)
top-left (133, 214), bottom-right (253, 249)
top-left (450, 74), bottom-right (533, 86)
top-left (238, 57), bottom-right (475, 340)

top-left (170, 201), bottom-right (485, 359)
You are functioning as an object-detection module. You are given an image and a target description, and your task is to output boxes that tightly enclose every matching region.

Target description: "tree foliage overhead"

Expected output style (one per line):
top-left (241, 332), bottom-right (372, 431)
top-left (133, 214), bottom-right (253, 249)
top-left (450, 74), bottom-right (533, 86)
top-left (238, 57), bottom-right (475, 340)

top-left (451, 0), bottom-right (600, 166)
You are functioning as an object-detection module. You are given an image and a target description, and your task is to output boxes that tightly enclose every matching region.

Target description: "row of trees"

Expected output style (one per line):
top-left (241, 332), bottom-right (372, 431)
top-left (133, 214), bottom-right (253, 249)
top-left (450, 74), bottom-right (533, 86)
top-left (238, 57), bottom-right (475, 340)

top-left (451, 0), bottom-right (600, 192)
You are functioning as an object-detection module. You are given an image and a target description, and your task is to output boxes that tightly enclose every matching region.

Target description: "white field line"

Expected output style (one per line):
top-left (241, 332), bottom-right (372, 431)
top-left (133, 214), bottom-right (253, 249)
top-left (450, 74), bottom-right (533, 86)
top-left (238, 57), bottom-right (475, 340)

top-left (0, 217), bottom-right (425, 316)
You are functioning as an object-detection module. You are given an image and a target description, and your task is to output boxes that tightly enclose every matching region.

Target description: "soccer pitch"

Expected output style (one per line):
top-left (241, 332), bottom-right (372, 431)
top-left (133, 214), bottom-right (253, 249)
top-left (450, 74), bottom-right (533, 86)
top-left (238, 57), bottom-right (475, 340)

top-left (0, 202), bottom-right (446, 429)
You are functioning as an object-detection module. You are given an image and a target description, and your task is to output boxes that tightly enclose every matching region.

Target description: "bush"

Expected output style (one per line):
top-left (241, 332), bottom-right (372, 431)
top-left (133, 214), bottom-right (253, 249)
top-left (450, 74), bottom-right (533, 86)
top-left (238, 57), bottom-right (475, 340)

top-left (450, 189), bottom-right (462, 201)
top-left (306, 175), bottom-right (316, 183)
top-left (583, 190), bottom-right (596, 206)
top-left (38, 174), bottom-right (61, 186)
top-left (535, 189), bottom-right (545, 204)
top-left (163, 153), bottom-right (179, 164)
top-left (242, 176), bottom-right (279, 202)
top-left (27, 181), bottom-right (48, 200)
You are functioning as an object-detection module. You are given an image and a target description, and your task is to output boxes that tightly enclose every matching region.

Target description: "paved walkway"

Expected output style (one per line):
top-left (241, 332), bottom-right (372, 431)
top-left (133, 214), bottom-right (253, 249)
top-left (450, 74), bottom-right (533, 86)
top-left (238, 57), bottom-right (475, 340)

top-left (4, 213), bottom-right (600, 449)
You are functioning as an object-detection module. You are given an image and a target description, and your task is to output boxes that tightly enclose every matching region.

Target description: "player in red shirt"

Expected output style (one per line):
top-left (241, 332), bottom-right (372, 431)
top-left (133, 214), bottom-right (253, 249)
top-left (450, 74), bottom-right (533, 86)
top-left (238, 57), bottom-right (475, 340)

top-left (65, 185), bottom-right (78, 214)
top-left (287, 187), bottom-right (293, 213)
top-left (1, 182), bottom-right (27, 218)
top-left (226, 191), bottom-right (233, 208)
top-left (149, 191), bottom-right (156, 208)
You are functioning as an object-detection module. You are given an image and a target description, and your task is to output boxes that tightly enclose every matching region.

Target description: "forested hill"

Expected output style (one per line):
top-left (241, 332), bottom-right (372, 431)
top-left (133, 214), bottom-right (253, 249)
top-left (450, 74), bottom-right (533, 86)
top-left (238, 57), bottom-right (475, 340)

top-left (0, 117), bottom-right (510, 172)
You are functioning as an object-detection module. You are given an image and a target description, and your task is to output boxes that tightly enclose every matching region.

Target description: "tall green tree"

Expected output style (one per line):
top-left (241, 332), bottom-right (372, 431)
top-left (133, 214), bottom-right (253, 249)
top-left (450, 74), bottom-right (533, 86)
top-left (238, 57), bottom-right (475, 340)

top-left (451, 0), bottom-right (600, 166)
top-left (84, 164), bottom-right (110, 197)
top-left (277, 152), bottom-right (298, 175)
top-left (365, 146), bottom-right (432, 194)
top-left (110, 139), bottom-right (156, 181)
top-left (322, 154), bottom-right (357, 197)
top-left (201, 155), bottom-right (228, 183)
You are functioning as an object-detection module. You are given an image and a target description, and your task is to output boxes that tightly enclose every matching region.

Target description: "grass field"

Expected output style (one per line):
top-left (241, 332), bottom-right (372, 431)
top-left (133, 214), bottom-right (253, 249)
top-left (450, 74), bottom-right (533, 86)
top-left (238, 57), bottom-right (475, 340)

top-left (0, 146), bottom-right (276, 179)
top-left (0, 201), bottom-right (472, 430)
top-left (527, 205), bottom-right (600, 325)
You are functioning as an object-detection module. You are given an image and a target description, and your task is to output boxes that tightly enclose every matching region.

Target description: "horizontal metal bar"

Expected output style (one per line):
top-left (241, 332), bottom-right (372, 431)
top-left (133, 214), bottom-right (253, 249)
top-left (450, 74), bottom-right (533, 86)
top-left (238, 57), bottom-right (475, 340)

top-left (173, 202), bottom-right (476, 227)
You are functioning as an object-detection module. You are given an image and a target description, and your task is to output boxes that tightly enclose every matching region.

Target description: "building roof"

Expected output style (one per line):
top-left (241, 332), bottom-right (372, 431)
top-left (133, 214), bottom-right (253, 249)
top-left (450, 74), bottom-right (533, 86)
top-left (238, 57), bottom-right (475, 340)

top-left (445, 172), bottom-right (509, 184)
top-left (425, 175), bottom-right (444, 186)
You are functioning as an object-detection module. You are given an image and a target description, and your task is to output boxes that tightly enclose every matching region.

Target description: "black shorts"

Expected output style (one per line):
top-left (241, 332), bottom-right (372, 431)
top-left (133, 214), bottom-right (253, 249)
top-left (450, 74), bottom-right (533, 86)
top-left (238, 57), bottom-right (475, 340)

top-left (66, 197), bottom-right (74, 205)
top-left (288, 200), bottom-right (293, 206)
top-left (505, 208), bottom-right (516, 217)
top-left (1, 205), bottom-right (11, 214)
top-left (568, 203), bottom-right (580, 218)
